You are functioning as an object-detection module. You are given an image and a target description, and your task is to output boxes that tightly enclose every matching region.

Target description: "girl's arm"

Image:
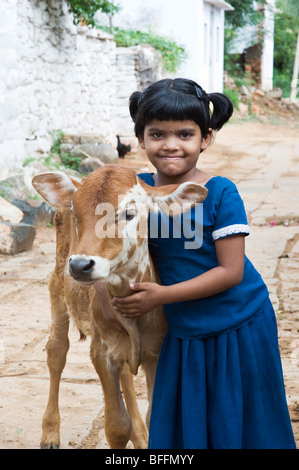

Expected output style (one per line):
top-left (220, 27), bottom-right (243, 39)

top-left (112, 234), bottom-right (245, 317)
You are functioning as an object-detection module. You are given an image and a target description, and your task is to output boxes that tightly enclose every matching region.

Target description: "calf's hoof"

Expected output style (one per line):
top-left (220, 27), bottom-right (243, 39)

top-left (40, 443), bottom-right (60, 449)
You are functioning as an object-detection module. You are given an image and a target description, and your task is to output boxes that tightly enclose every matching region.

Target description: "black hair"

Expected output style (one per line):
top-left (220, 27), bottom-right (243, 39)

top-left (129, 78), bottom-right (233, 139)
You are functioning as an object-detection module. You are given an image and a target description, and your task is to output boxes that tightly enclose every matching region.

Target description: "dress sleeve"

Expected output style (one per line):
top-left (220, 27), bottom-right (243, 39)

top-left (212, 182), bottom-right (250, 241)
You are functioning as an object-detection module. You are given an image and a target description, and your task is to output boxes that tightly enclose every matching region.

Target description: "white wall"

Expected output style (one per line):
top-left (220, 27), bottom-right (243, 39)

top-left (113, 0), bottom-right (228, 92)
top-left (0, 0), bottom-right (162, 180)
top-left (0, 0), bottom-right (117, 179)
top-left (112, 0), bottom-right (203, 83)
top-left (201, 3), bottom-right (226, 92)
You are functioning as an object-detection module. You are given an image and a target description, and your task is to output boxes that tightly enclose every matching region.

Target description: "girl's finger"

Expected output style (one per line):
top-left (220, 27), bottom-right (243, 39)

top-left (122, 310), bottom-right (144, 318)
top-left (112, 294), bottom-right (141, 307)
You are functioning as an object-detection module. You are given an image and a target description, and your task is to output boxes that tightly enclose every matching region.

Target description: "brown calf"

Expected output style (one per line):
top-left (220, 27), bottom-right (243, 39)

top-left (32, 165), bottom-right (207, 449)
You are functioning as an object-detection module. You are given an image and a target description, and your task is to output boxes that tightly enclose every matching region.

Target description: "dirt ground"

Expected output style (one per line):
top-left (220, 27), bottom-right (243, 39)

top-left (0, 118), bottom-right (299, 449)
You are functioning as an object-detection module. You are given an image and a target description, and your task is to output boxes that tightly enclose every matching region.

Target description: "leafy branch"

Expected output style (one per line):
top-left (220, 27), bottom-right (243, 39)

top-left (66, 0), bottom-right (119, 27)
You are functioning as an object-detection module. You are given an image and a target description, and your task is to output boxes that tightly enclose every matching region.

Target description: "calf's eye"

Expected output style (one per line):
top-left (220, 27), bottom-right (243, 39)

top-left (125, 211), bottom-right (135, 221)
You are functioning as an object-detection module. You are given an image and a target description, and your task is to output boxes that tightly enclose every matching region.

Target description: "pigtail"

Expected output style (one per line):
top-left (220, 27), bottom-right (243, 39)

top-left (208, 93), bottom-right (233, 131)
top-left (129, 91), bottom-right (142, 122)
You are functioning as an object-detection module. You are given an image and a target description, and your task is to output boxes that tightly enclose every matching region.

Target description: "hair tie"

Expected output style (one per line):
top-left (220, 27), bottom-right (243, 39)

top-left (195, 85), bottom-right (203, 100)
top-left (138, 91), bottom-right (144, 105)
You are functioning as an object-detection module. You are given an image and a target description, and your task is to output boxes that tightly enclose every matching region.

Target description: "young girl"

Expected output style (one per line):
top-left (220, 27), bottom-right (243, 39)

top-left (112, 78), bottom-right (296, 449)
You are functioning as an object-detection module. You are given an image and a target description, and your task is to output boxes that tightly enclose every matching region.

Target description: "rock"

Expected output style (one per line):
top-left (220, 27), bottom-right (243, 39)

top-left (61, 135), bottom-right (81, 145)
top-left (0, 168), bottom-right (40, 202)
top-left (77, 143), bottom-right (107, 159)
top-left (239, 85), bottom-right (250, 96)
top-left (0, 222), bottom-right (36, 255)
top-left (24, 160), bottom-right (50, 173)
top-left (254, 89), bottom-right (265, 97)
top-left (79, 134), bottom-right (105, 145)
top-left (60, 142), bottom-right (118, 166)
top-left (267, 88), bottom-right (283, 100)
top-left (0, 196), bottom-right (24, 224)
top-left (62, 168), bottom-right (82, 180)
top-left (11, 199), bottom-right (55, 227)
top-left (78, 157), bottom-right (105, 174)
top-left (96, 143), bottom-right (118, 164)
top-left (62, 133), bottom-right (105, 145)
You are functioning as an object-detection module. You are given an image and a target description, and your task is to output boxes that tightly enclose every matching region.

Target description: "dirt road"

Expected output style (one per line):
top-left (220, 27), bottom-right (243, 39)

top-left (0, 120), bottom-right (298, 449)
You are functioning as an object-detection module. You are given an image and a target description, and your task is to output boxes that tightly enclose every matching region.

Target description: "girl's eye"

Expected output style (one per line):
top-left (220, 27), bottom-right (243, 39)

top-left (151, 132), bottom-right (163, 139)
top-left (180, 132), bottom-right (192, 138)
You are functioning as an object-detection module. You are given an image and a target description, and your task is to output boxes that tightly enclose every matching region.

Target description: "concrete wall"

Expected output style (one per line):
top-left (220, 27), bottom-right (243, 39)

top-left (0, 0), bottom-right (162, 180)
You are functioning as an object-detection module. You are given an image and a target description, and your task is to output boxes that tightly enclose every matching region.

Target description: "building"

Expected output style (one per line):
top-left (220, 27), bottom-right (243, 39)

top-left (113, 0), bottom-right (234, 92)
top-left (261, 0), bottom-right (275, 92)
top-left (227, 0), bottom-right (275, 92)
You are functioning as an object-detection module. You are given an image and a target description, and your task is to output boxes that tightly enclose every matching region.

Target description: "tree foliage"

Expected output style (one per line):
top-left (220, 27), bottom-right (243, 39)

top-left (66, 0), bottom-right (119, 27)
top-left (225, 0), bottom-right (266, 29)
top-left (274, 0), bottom-right (299, 95)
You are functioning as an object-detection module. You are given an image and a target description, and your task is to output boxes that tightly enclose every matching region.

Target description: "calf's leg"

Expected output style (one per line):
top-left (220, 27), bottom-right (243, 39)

top-left (142, 356), bottom-right (159, 429)
top-left (120, 364), bottom-right (148, 448)
top-left (41, 278), bottom-right (70, 449)
top-left (90, 334), bottom-right (132, 449)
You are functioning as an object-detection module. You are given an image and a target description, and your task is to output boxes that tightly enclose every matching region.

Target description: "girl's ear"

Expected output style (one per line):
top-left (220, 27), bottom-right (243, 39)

top-left (201, 128), bottom-right (213, 150)
top-left (138, 136), bottom-right (145, 149)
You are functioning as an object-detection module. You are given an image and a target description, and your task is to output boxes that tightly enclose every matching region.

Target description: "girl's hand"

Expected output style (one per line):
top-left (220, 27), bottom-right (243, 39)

top-left (112, 282), bottom-right (165, 317)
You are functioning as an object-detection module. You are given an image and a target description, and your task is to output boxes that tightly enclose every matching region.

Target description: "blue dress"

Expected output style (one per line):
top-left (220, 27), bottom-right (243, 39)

top-left (138, 173), bottom-right (296, 449)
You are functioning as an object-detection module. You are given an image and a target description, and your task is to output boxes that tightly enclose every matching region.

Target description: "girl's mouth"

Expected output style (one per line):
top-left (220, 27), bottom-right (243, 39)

top-left (160, 156), bottom-right (184, 161)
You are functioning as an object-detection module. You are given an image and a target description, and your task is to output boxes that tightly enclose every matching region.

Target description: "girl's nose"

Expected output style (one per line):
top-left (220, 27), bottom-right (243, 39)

top-left (163, 135), bottom-right (179, 150)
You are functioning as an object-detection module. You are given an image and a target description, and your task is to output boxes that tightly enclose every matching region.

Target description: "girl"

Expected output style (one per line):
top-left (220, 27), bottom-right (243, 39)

top-left (112, 78), bottom-right (296, 449)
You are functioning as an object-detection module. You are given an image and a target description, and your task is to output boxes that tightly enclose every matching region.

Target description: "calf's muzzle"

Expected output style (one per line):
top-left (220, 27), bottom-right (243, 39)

top-left (69, 257), bottom-right (95, 280)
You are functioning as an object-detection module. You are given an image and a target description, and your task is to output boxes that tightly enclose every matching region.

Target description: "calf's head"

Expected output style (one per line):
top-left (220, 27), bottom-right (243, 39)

top-left (32, 166), bottom-right (207, 285)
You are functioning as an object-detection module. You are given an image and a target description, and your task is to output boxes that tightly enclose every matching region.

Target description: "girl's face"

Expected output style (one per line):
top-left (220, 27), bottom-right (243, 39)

top-left (138, 120), bottom-right (212, 181)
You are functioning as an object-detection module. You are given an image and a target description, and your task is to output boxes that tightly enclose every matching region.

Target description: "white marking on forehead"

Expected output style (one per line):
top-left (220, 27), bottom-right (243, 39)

top-left (117, 180), bottom-right (150, 214)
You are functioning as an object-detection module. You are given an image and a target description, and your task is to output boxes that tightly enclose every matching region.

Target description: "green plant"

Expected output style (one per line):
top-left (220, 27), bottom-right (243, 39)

top-left (98, 25), bottom-right (186, 73)
top-left (225, 0), bottom-right (266, 29)
top-left (0, 181), bottom-right (12, 199)
top-left (274, 0), bottom-right (299, 97)
top-left (66, 0), bottom-right (119, 27)
top-left (23, 156), bottom-right (36, 167)
top-left (223, 87), bottom-right (240, 110)
top-left (45, 130), bottom-right (82, 171)
top-left (43, 154), bottom-right (61, 170)
top-left (50, 129), bottom-right (64, 153)
top-left (60, 152), bottom-right (82, 171)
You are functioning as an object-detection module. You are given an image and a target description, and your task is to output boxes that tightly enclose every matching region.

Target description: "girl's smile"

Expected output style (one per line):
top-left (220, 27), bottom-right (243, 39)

top-left (138, 119), bottom-right (212, 185)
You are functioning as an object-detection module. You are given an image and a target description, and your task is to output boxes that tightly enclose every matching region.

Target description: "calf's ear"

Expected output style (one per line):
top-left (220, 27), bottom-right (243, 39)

top-left (32, 171), bottom-right (80, 209)
top-left (139, 179), bottom-right (208, 216)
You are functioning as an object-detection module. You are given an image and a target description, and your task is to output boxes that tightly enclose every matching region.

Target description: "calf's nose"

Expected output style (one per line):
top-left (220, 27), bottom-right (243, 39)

top-left (69, 257), bottom-right (95, 278)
